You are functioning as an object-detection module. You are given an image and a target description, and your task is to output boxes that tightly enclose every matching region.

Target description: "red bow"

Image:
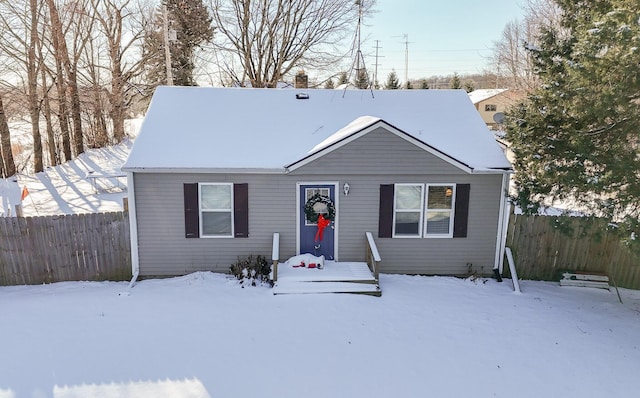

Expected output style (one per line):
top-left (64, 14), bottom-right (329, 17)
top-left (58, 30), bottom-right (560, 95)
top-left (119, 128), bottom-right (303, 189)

top-left (315, 214), bottom-right (331, 242)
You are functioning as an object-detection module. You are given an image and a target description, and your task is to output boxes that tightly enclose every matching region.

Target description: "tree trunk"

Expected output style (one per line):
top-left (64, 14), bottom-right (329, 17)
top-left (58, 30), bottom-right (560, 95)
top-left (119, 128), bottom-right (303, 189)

top-left (28, 0), bottom-right (43, 173)
top-left (46, 0), bottom-right (71, 162)
top-left (0, 95), bottom-right (16, 177)
top-left (46, 0), bottom-right (84, 158)
top-left (40, 77), bottom-right (59, 166)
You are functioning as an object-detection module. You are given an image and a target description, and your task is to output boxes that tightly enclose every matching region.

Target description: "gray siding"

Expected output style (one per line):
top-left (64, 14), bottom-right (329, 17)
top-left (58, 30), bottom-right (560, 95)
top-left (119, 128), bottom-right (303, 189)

top-left (133, 127), bottom-right (505, 276)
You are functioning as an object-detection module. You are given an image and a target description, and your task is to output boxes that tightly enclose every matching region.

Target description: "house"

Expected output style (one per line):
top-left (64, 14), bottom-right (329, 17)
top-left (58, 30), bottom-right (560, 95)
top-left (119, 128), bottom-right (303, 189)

top-left (123, 87), bottom-right (512, 282)
top-left (468, 89), bottom-right (520, 130)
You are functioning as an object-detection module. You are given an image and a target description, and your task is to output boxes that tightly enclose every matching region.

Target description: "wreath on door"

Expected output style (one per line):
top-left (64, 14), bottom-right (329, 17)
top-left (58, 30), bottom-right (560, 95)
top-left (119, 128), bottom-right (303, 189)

top-left (304, 193), bottom-right (335, 223)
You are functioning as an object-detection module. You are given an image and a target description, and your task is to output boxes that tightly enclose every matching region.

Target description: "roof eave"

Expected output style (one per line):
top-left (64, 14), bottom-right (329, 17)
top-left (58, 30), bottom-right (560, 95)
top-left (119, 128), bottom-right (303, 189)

top-left (122, 166), bottom-right (285, 174)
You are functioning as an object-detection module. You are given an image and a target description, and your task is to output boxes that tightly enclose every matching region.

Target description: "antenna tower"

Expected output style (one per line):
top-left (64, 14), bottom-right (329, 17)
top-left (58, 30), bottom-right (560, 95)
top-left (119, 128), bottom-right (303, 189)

top-left (345, 0), bottom-right (373, 95)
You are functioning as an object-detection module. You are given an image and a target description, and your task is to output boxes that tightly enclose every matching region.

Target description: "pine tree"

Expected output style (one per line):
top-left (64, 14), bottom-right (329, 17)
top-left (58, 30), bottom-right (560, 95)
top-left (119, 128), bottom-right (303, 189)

top-left (463, 81), bottom-right (475, 93)
top-left (337, 72), bottom-right (348, 86)
top-left (143, 0), bottom-right (214, 87)
top-left (450, 72), bottom-right (461, 89)
top-left (506, 0), bottom-right (640, 252)
top-left (324, 78), bottom-right (335, 89)
top-left (406, 80), bottom-right (413, 89)
top-left (384, 70), bottom-right (400, 89)
top-left (420, 79), bottom-right (429, 89)
top-left (355, 70), bottom-right (369, 89)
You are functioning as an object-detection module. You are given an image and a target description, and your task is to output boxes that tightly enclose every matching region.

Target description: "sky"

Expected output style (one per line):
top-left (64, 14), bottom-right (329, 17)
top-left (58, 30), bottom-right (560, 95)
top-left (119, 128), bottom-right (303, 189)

top-left (363, 0), bottom-right (526, 83)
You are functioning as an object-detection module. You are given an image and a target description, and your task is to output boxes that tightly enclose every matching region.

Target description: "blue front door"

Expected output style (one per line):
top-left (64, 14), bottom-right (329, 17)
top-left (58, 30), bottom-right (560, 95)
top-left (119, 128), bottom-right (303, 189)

top-left (299, 184), bottom-right (335, 260)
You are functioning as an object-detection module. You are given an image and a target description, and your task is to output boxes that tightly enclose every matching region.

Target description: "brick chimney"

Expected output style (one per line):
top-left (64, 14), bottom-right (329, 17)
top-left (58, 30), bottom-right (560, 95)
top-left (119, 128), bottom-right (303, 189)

top-left (294, 70), bottom-right (308, 89)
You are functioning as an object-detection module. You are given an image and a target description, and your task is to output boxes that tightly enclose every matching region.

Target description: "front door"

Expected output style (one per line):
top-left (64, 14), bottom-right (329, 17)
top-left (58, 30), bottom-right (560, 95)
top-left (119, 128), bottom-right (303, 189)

top-left (299, 184), bottom-right (336, 260)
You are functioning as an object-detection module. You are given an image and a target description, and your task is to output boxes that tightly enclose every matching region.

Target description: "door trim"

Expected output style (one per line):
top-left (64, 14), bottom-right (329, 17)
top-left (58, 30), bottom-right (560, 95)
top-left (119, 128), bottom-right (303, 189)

top-left (296, 181), bottom-right (339, 260)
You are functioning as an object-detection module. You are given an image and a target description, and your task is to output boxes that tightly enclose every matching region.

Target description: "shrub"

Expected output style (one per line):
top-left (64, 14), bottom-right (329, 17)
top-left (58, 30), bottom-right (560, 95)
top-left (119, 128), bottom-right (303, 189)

top-left (229, 254), bottom-right (272, 287)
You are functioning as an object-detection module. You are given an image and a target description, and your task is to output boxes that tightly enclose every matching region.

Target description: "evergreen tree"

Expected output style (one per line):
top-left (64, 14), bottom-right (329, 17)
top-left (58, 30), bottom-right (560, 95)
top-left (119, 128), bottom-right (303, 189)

top-left (450, 72), bottom-right (461, 89)
top-left (406, 80), bottom-right (413, 89)
top-left (463, 80), bottom-right (475, 93)
top-left (324, 78), bottom-right (335, 89)
top-left (420, 79), bottom-right (429, 89)
top-left (337, 72), bottom-right (348, 86)
top-left (355, 70), bottom-right (369, 89)
top-left (143, 0), bottom-right (214, 87)
top-left (506, 0), bottom-right (640, 251)
top-left (384, 70), bottom-right (400, 89)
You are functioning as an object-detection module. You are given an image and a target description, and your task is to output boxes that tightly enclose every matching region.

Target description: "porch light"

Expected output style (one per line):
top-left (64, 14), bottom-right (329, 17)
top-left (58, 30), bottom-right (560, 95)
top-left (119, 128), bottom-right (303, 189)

top-left (343, 183), bottom-right (350, 196)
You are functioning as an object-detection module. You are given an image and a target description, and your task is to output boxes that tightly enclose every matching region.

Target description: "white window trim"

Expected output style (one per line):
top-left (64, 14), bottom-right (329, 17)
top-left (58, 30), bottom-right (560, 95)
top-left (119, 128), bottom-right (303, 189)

top-left (199, 182), bottom-right (234, 238)
top-left (392, 183), bottom-right (425, 238)
top-left (424, 183), bottom-right (456, 238)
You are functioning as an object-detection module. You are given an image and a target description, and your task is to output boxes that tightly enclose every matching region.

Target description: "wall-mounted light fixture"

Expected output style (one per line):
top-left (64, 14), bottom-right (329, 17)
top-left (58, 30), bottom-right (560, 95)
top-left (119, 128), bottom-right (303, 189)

top-left (343, 183), bottom-right (350, 196)
top-left (445, 187), bottom-right (453, 197)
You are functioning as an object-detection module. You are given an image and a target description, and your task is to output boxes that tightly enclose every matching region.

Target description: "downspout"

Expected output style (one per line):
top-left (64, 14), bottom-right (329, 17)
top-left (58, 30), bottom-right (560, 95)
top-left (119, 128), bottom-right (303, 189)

top-left (126, 171), bottom-right (140, 288)
top-left (493, 172), bottom-right (511, 276)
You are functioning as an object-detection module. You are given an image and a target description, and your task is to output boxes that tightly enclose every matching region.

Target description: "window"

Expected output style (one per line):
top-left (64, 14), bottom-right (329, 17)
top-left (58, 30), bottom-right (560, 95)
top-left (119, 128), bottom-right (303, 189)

top-left (184, 183), bottom-right (249, 239)
top-left (380, 183), bottom-right (467, 239)
top-left (393, 184), bottom-right (424, 237)
top-left (305, 187), bottom-right (330, 225)
top-left (485, 104), bottom-right (497, 112)
top-left (425, 184), bottom-right (455, 237)
top-left (200, 183), bottom-right (233, 237)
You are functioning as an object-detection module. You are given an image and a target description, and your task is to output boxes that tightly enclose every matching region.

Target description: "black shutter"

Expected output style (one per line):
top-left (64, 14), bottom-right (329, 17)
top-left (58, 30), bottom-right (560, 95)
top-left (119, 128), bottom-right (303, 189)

top-left (233, 183), bottom-right (249, 238)
top-left (378, 184), bottom-right (394, 238)
top-left (184, 183), bottom-right (199, 238)
top-left (453, 184), bottom-right (470, 238)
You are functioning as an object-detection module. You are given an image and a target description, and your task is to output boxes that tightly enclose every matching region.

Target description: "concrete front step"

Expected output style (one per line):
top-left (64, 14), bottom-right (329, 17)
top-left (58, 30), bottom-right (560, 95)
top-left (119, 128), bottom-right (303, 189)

top-left (273, 281), bottom-right (381, 296)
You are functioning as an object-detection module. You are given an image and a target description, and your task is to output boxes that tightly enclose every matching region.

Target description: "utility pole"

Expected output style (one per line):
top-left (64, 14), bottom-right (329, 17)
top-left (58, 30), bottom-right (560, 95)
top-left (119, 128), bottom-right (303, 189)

top-left (373, 40), bottom-right (383, 88)
top-left (402, 34), bottom-right (409, 89)
top-left (162, 5), bottom-right (173, 86)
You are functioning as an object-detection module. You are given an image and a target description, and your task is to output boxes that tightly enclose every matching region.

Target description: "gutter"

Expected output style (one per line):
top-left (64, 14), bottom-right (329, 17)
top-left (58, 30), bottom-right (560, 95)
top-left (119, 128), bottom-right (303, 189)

top-left (126, 171), bottom-right (140, 288)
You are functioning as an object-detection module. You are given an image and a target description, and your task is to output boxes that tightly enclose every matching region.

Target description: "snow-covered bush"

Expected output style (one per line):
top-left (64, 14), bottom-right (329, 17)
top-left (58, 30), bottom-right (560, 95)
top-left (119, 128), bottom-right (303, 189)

top-left (229, 255), bottom-right (272, 287)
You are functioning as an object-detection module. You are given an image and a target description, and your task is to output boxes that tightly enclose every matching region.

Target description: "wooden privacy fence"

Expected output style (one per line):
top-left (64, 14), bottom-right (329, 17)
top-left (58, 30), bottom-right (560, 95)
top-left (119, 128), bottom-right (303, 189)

top-left (506, 212), bottom-right (640, 290)
top-left (0, 212), bottom-right (131, 285)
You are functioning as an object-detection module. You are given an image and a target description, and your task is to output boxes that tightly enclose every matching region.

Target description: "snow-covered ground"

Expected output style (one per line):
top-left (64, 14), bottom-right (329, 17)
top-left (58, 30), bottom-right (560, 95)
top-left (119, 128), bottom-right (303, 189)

top-left (1, 120), bottom-right (139, 217)
top-left (1, 273), bottom-right (639, 398)
top-left (2, 118), bottom-right (639, 398)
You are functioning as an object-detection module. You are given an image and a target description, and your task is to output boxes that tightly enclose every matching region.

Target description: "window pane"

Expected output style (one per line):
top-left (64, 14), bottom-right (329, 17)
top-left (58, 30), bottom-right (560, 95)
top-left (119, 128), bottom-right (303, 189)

top-left (202, 212), bottom-right (232, 236)
top-left (395, 212), bottom-right (421, 235)
top-left (426, 211), bottom-right (451, 235)
top-left (428, 186), bottom-right (453, 209)
top-left (396, 185), bottom-right (422, 210)
top-left (201, 185), bottom-right (231, 209)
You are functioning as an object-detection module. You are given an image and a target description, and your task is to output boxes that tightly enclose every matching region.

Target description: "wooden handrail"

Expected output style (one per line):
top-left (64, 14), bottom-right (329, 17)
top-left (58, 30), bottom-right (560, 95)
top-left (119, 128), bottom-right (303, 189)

top-left (271, 233), bottom-right (280, 282)
top-left (365, 232), bottom-right (381, 280)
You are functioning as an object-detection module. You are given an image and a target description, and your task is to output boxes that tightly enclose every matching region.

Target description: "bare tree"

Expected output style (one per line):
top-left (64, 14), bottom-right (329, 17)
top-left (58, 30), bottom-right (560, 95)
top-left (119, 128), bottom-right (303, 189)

top-left (28, 0), bottom-right (44, 172)
top-left (490, 0), bottom-right (561, 92)
top-left (491, 19), bottom-right (538, 91)
top-left (92, 0), bottom-right (148, 143)
top-left (46, 0), bottom-right (86, 157)
top-left (0, 94), bottom-right (16, 178)
top-left (0, 0), bottom-right (45, 172)
top-left (211, 0), bottom-right (374, 88)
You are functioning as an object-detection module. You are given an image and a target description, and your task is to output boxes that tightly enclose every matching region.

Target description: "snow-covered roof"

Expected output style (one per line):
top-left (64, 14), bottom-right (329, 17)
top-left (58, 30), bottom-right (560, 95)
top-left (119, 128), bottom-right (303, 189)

top-left (124, 87), bottom-right (511, 172)
top-left (468, 89), bottom-right (508, 104)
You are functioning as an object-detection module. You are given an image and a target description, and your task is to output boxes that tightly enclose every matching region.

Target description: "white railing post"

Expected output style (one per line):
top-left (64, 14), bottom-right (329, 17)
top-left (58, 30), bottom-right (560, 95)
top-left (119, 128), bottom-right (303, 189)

top-left (365, 232), bottom-right (381, 280)
top-left (271, 233), bottom-right (280, 282)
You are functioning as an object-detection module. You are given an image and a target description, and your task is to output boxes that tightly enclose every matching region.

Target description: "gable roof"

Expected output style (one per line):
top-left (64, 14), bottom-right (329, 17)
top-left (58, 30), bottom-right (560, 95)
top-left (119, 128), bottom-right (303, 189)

top-left (286, 117), bottom-right (474, 173)
top-left (468, 89), bottom-right (508, 104)
top-left (124, 87), bottom-right (511, 173)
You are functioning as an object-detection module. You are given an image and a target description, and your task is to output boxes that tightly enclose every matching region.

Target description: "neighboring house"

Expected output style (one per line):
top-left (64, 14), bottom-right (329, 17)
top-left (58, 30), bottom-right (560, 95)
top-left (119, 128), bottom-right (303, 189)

top-left (468, 89), bottom-right (519, 130)
top-left (123, 87), bottom-right (512, 279)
